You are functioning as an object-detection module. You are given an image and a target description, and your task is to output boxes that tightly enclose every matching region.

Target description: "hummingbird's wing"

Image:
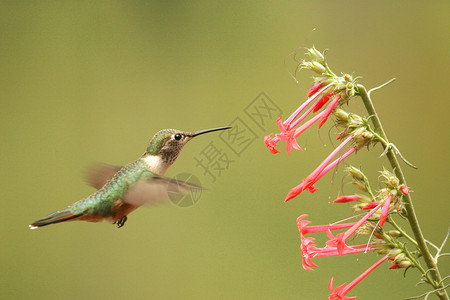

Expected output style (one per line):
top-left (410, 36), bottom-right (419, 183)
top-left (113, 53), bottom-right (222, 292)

top-left (84, 162), bottom-right (122, 190)
top-left (85, 162), bottom-right (202, 206)
top-left (122, 173), bottom-right (203, 207)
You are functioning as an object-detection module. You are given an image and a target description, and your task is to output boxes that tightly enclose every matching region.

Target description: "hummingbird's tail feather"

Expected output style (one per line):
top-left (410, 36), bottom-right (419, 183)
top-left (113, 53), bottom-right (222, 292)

top-left (29, 209), bottom-right (82, 229)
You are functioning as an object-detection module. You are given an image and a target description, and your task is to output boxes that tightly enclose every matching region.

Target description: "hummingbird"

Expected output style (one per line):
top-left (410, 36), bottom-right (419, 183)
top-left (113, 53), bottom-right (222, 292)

top-left (29, 126), bottom-right (231, 229)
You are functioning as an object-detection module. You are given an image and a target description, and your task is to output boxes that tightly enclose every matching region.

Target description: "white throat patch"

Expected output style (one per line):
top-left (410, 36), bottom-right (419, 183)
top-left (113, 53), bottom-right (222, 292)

top-left (143, 155), bottom-right (169, 175)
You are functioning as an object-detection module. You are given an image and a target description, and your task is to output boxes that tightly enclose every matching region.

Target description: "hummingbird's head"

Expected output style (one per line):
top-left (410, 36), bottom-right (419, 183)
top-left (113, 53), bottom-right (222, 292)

top-left (143, 127), bottom-right (231, 175)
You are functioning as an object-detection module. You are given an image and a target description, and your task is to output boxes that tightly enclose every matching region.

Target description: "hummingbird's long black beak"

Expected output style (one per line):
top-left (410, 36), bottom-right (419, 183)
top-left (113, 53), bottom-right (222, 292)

top-left (192, 126), bottom-right (231, 137)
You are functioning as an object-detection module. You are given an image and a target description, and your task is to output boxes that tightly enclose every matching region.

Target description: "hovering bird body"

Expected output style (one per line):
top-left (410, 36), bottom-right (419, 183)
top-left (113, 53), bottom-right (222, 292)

top-left (29, 127), bottom-right (231, 229)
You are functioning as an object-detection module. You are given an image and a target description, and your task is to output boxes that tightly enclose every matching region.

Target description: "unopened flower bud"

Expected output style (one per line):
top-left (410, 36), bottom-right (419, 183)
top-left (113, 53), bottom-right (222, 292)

top-left (334, 109), bottom-right (350, 122)
top-left (387, 230), bottom-right (401, 237)
top-left (378, 248), bottom-right (390, 255)
top-left (346, 166), bottom-right (365, 180)
top-left (362, 201), bottom-right (380, 209)
top-left (349, 114), bottom-right (364, 126)
top-left (360, 131), bottom-right (374, 140)
top-left (380, 170), bottom-right (400, 188)
top-left (300, 61), bottom-right (313, 71)
top-left (388, 249), bottom-right (402, 257)
top-left (394, 253), bottom-right (406, 262)
top-left (306, 47), bottom-right (325, 63)
top-left (400, 185), bottom-right (409, 195)
top-left (352, 180), bottom-right (367, 191)
top-left (398, 260), bottom-right (412, 268)
top-left (319, 77), bottom-right (334, 85)
top-left (343, 74), bottom-right (353, 82)
top-left (311, 61), bottom-right (327, 75)
top-left (334, 195), bottom-right (360, 203)
top-left (358, 194), bottom-right (372, 203)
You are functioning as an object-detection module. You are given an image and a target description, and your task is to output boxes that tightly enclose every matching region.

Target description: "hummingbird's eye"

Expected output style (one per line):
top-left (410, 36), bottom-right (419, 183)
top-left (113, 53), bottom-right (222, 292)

top-left (174, 133), bottom-right (182, 141)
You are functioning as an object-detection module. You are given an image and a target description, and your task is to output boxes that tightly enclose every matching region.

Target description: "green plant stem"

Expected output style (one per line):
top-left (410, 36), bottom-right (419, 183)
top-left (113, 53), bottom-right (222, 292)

top-left (389, 217), bottom-right (418, 248)
top-left (357, 84), bottom-right (448, 300)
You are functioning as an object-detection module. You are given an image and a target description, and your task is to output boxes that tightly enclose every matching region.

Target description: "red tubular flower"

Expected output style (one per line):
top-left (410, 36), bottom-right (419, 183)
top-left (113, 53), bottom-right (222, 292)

top-left (320, 148), bottom-right (356, 178)
top-left (362, 201), bottom-right (380, 209)
top-left (388, 260), bottom-right (411, 269)
top-left (289, 109), bottom-right (324, 140)
top-left (297, 215), bottom-right (356, 234)
top-left (301, 236), bottom-right (320, 270)
top-left (329, 278), bottom-right (357, 300)
top-left (285, 82), bottom-right (334, 125)
top-left (264, 134), bottom-right (280, 154)
top-left (275, 116), bottom-right (302, 154)
top-left (301, 237), bottom-right (371, 271)
top-left (379, 194), bottom-right (393, 227)
top-left (334, 195), bottom-right (360, 203)
top-left (319, 95), bottom-right (341, 128)
top-left (289, 100), bottom-right (319, 129)
top-left (297, 215), bottom-right (374, 270)
top-left (285, 135), bottom-right (355, 201)
top-left (264, 82), bottom-right (336, 154)
top-left (328, 256), bottom-right (389, 300)
top-left (313, 92), bottom-right (334, 113)
top-left (326, 203), bottom-right (382, 255)
top-left (388, 263), bottom-right (400, 270)
top-left (307, 81), bottom-right (323, 97)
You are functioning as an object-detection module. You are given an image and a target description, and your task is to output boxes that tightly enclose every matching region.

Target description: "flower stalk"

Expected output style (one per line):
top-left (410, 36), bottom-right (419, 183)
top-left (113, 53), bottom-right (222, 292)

top-left (265, 46), bottom-right (448, 299)
top-left (356, 85), bottom-right (448, 299)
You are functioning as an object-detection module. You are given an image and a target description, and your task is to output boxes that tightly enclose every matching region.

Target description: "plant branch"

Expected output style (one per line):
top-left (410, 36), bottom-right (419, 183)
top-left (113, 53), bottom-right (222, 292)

top-left (356, 84), bottom-right (448, 300)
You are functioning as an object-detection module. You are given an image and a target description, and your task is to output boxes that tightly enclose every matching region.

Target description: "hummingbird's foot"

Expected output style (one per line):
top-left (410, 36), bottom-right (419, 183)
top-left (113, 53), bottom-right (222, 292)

top-left (113, 216), bottom-right (127, 228)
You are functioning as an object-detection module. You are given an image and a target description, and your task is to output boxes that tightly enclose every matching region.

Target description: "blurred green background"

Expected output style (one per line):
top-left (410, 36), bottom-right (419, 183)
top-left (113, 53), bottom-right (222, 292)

top-left (1, 1), bottom-right (449, 299)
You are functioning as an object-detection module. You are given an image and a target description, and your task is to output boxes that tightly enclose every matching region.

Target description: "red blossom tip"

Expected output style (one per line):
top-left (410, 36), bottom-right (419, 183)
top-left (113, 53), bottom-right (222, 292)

top-left (379, 194), bottom-right (393, 227)
top-left (362, 201), bottom-right (380, 209)
top-left (388, 263), bottom-right (400, 270)
top-left (400, 185), bottom-right (409, 195)
top-left (319, 95), bottom-right (341, 128)
top-left (313, 93), bottom-right (334, 113)
top-left (334, 195), bottom-right (360, 203)
top-left (285, 187), bottom-right (301, 202)
top-left (264, 134), bottom-right (280, 154)
top-left (284, 179), bottom-right (319, 202)
top-left (307, 82), bottom-right (323, 97)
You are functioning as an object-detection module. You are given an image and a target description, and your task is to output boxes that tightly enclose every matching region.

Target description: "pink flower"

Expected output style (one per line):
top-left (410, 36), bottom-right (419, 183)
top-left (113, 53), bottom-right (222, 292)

top-left (326, 203), bottom-right (382, 255)
top-left (275, 116), bottom-right (302, 154)
top-left (300, 237), bottom-right (372, 271)
top-left (285, 135), bottom-right (355, 201)
top-left (298, 215), bottom-right (356, 235)
top-left (328, 278), bottom-right (357, 300)
top-left (328, 256), bottom-right (389, 299)
top-left (297, 215), bottom-right (374, 270)
top-left (285, 82), bottom-right (334, 125)
top-left (301, 236), bottom-right (320, 270)
top-left (263, 82), bottom-right (336, 154)
top-left (264, 134), bottom-right (280, 154)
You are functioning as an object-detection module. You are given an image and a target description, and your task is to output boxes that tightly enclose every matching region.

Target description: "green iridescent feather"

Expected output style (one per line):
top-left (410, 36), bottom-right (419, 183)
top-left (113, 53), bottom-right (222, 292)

top-left (70, 160), bottom-right (147, 216)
